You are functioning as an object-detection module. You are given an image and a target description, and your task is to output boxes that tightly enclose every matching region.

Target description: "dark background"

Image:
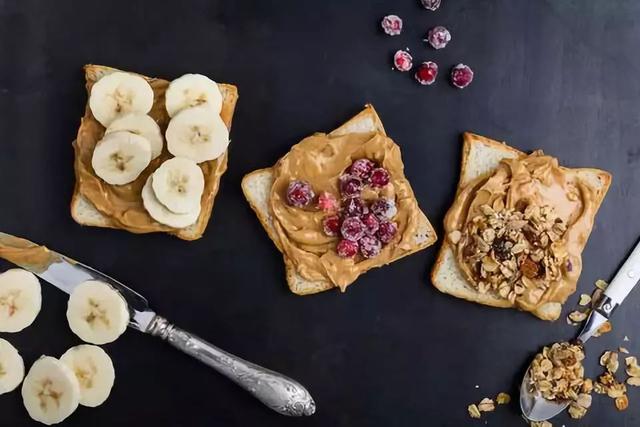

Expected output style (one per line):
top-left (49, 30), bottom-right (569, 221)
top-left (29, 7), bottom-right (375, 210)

top-left (1, 0), bottom-right (639, 425)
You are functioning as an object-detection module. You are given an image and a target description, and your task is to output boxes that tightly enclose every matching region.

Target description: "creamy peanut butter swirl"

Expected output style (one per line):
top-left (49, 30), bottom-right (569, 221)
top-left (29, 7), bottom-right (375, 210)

top-left (0, 234), bottom-right (59, 273)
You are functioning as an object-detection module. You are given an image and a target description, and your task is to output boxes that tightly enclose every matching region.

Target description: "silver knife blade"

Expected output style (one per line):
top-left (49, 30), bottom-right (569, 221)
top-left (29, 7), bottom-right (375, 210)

top-left (0, 232), bottom-right (157, 332)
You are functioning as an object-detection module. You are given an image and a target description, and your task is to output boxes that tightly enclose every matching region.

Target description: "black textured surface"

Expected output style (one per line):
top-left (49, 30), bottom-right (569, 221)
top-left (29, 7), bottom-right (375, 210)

top-left (1, 0), bottom-right (639, 426)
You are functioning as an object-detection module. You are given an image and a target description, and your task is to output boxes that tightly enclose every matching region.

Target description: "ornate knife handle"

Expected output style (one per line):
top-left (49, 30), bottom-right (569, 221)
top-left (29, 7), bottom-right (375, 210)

top-left (148, 316), bottom-right (315, 416)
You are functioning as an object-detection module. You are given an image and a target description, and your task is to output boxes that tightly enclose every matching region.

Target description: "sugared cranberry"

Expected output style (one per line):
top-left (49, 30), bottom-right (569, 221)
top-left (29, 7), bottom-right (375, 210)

top-left (343, 197), bottom-right (367, 217)
top-left (286, 180), bottom-right (315, 207)
top-left (381, 15), bottom-right (403, 36)
top-left (341, 217), bottom-right (366, 241)
top-left (322, 215), bottom-right (340, 237)
top-left (393, 50), bottom-right (413, 72)
top-left (350, 159), bottom-right (376, 180)
top-left (377, 221), bottom-right (398, 244)
top-left (361, 213), bottom-right (380, 236)
top-left (371, 198), bottom-right (397, 220)
top-left (337, 239), bottom-right (359, 258)
top-left (369, 168), bottom-right (390, 187)
top-left (426, 26), bottom-right (451, 50)
top-left (359, 235), bottom-right (382, 259)
top-left (317, 192), bottom-right (339, 212)
top-left (415, 61), bottom-right (438, 85)
top-left (420, 0), bottom-right (441, 11)
top-left (339, 174), bottom-right (363, 198)
top-left (451, 63), bottom-right (474, 89)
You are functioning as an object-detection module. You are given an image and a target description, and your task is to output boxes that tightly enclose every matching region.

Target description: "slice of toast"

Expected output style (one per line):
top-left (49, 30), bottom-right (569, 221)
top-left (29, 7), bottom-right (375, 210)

top-left (70, 64), bottom-right (239, 241)
top-left (242, 105), bottom-right (437, 295)
top-left (431, 132), bottom-right (612, 320)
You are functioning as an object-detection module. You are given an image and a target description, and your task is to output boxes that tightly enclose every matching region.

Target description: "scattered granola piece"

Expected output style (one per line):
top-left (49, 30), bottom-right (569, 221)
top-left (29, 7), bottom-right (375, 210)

top-left (530, 422), bottom-right (553, 427)
top-left (496, 392), bottom-right (511, 404)
top-left (595, 279), bottom-right (608, 290)
top-left (593, 321), bottom-right (612, 337)
top-left (477, 398), bottom-right (495, 412)
top-left (568, 401), bottom-right (587, 419)
top-left (615, 395), bottom-right (629, 411)
top-left (599, 351), bottom-right (620, 373)
top-left (581, 378), bottom-right (593, 394)
top-left (576, 393), bottom-right (592, 409)
top-left (625, 356), bottom-right (640, 377)
top-left (619, 347), bottom-right (629, 354)
top-left (568, 310), bottom-right (588, 323)
top-left (578, 294), bottom-right (591, 306)
top-left (627, 377), bottom-right (640, 386)
top-left (467, 404), bottom-right (481, 419)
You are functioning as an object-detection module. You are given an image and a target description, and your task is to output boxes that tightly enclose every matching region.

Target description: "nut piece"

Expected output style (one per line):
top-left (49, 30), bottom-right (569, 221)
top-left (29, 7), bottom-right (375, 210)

top-left (568, 310), bottom-right (588, 323)
top-left (568, 401), bottom-right (587, 419)
top-left (578, 294), bottom-right (591, 306)
top-left (477, 398), bottom-right (495, 412)
top-left (496, 392), bottom-right (511, 404)
top-left (595, 279), bottom-right (608, 290)
top-left (626, 356), bottom-right (640, 377)
top-left (467, 403), bottom-right (481, 419)
top-left (615, 395), bottom-right (629, 411)
top-left (449, 230), bottom-right (461, 244)
top-left (594, 321), bottom-right (612, 337)
top-left (530, 422), bottom-right (553, 427)
top-left (627, 377), bottom-right (640, 386)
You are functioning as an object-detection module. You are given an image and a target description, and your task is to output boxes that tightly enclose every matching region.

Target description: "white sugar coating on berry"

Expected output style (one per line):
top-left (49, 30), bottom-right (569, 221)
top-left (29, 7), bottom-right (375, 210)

top-left (286, 180), bottom-right (315, 207)
top-left (393, 50), bottom-right (413, 72)
top-left (377, 221), bottom-right (398, 243)
top-left (322, 215), bottom-right (340, 236)
top-left (415, 61), bottom-right (438, 86)
top-left (359, 235), bottom-right (382, 258)
top-left (420, 0), bottom-right (441, 11)
top-left (337, 239), bottom-right (359, 258)
top-left (341, 216), bottom-right (366, 241)
top-left (381, 15), bottom-right (403, 36)
top-left (371, 198), bottom-right (397, 220)
top-left (339, 174), bottom-right (363, 197)
top-left (451, 63), bottom-right (474, 89)
top-left (350, 158), bottom-right (376, 180)
top-left (426, 26), bottom-right (451, 50)
top-left (361, 212), bottom-right (380, 236)
top-left (370, 167), bottom-right (390, 187)
top-left (343, 197), bottom-right (367, 217)
top-left (317, 191), bottom-right (339, 212)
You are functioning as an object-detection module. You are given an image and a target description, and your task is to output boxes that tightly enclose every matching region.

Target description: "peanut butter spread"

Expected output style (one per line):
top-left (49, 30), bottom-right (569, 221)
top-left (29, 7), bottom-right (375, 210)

top-left (444, 151), bottom-right (598, 312)
top-left (73, 70), bottom-right (238, 234)
top-left (0, 234), bottom-right (59, 273)
top-left (270, 131), bottom-right (420, 290)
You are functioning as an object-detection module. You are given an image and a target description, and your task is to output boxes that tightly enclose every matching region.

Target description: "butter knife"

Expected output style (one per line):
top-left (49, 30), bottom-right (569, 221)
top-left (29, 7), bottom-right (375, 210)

top-left (0, 232), bottom-right (315, 417)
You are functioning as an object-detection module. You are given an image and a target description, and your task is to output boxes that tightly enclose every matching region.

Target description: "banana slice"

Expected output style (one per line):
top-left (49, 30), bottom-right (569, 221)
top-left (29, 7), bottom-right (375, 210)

top-left (166, 106), bottom-right (229, 163)
top-left (66, 280), bottom-right (129, 345)
top-left (142, 175), bottom-right (201, 228)
top-left (0, 269), bottom-right (42, 333)
top-left (151, 157), bottom-right (204, 214)
top-left (89, 71), bottom-right (154, 127)
top-left (22, 356), bottom-right (80, 425)
top-left (60, 345), bottom-right (115, 408)
top-left (0, 338), bottom-right (24, 394)
top-left (106, 113), bottom-right (163, 159)
top-left (91, 130), bottom-right (152, 185)
top-left (165, 73), bottom-right (222, 117)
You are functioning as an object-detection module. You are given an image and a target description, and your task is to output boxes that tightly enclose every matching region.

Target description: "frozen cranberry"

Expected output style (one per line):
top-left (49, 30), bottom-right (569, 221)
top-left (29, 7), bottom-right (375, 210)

top-left (393, 50), bottom-right (413, 72)
top-left (286, 180), bottom-right (315, 207)
top-left (341, 216), bottom-right (366, 241)
top-left (359, 235), bottom-right (382, 259)
top-left (369, 167), bottom-right (390, 187)
top-left (415, 61), bottom-right (438, 85)
top-left (350, 158), bottom-right (376, 181)
top-left (371, 198), bottom-right (397, 220)
top-left (322, 215), bottom-right (340, 237)
top-left (420, 0), bottom-right (441, 11)
top-left (377, 221), bottom-right (398, 244)
top-left (426, 26), bottom-right (451, 50)
top-left (361, 213), bottom-right (380, 236)
top-left (339, 174), bottom-right (363, 198)
top-left (451, 63), bottom-right (474, 89)
top-left (343, 197), bottom-right (367, 217)
top-left (317, 192), bottom-right (339, 212)
top-left (337, 239), bottom-right (359, 258)
top-left (381, 15), bottom-right (403, 36)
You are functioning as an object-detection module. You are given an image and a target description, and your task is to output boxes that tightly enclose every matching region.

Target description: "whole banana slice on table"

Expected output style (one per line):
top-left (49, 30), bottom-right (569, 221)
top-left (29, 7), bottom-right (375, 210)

top-left (91, 131), bottom-right (152, 185)
top-left (60, 345), bottom-right (115, 408)
top-left (89, 71), bottom-right (154, 127)
top-left (165, 73), bottom-right (222, 117)
top-left (0, 268), bottom-right (42, 333)
top-left (106, 113), bottom-right (164, 159)
top-left (0, 338), bottom-right (24, 394)
top-left (166, 106), bottom-right (229, 163)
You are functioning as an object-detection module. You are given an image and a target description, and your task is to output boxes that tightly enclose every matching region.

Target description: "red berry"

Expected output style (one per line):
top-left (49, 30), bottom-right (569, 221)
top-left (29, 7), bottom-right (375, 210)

top-left (339, 174), bottom-right (363, 198)
top-left (420, 0), bottom-right (441, 11)
top-left (336, 239), bottom-right (359, 258)
top-left (451, 63), bottom-right (474, 89)
top-left (349, 159), bottom-right (376, 180)
top-left (343, 197), bottom-right (367, 217)
top-left (415, 61), bottom-right (438, 86)
top-left (369, 168), bottom-right (390, 187)
top-left (359, 235), bottom-right (382, 259)
top-left (322, 215), bottom-right (340, 237)
top-left (317, 192), bottom-right (339, 212)
top-left (286, 180), bottom-right (315, 207)
top-left (341, 216), bottom-right (366, 241)
top-left (361, 213), bottom-right (380, 236)
top-left (377, 221), bottom-right (398, 244)
top-left (381, 15), bottom-right (403, 36)
top-left (370, 198), bottom-right (397, 220)
top-left (393, 50), bottom-right (413, 72)
top-left (426, 26), bottom-right (451, 50)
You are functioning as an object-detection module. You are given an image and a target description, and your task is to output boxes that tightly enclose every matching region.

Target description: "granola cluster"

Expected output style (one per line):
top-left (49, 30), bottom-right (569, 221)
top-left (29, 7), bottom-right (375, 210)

top-left (453, 201), bottom-right (569, 304)
top-left (528, 342), bottom-right (585, 401)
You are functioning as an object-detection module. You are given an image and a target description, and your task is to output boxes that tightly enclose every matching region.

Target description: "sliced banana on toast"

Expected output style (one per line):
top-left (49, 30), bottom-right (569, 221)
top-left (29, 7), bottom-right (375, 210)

top-left (106, 113), bottom-right (164, 159)
top-left (165, 73), bottom-right (222, 117)
top-left (142, 175), bottom-right (201, 228)
top-left (91, 130), bottom-right (152, 185)
top-left (151, 157), bottom-right (204, 214)
top-left (0, 268), bottom-right (42, 333)
top-left (66, 280), bottom-right (129, 345)
top-left (166, 106), bottom-right (229, 163)
top-left (89, 71), bottom-right (154, 127)
top-left (60, 345), bottom-right (115, 408)
top-left (22, 356), bottom-right (80, 425)
top-left (0, 338), bottom-right (24, 395)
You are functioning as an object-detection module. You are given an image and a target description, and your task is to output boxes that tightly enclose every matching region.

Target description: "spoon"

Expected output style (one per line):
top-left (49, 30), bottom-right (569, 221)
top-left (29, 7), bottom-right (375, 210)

top-left (520, 238), bottom-right (640, 422)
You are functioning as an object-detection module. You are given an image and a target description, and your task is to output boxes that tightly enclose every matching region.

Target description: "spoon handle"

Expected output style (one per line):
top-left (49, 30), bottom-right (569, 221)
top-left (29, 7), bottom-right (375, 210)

top-left (603, 239), bottom-right (640, 310)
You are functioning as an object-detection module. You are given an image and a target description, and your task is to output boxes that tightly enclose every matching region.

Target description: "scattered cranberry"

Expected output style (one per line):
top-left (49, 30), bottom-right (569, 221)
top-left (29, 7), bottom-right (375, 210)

top-left (359, 235), bottom-right (382, 259)
top-left (339, 174), bottom-right (363, 198)
top-left (566, 259), bottom-right (573, 272)
top-left (451, 63), bottom-right (474, 89)
top-left (393, 50), bottom-right (413, 72)
top-left (337, 239), bottom-right (359, 258)
top-left (369, 167), bottom-right (390, 187)
top-left (415, 61), bottom-right (438, 85)
top-left (377, 221), bottom-right (398, 244)
top-left (322, 215), bottom-right (340, 237)
top-left (381, 15), bottom-right (403, 36)
top-left (420, 0), bottom-right (441, 11)
top-left (361, 213), bottom-right (380, 236)
top-left (317, 192), bottom-right (339, 212)
top-left (341, 217), bottom-right (366, 241)
top-left (426, 26), bottom-right (451, 50)
top-left (343, 197), bottom-right (367, 217)
top-left (286, 180), bottom-right (315, 207)
top-left (371, 198), bottom-right (397, 220)
top-left (349, 159), bottom-right (376, 181)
